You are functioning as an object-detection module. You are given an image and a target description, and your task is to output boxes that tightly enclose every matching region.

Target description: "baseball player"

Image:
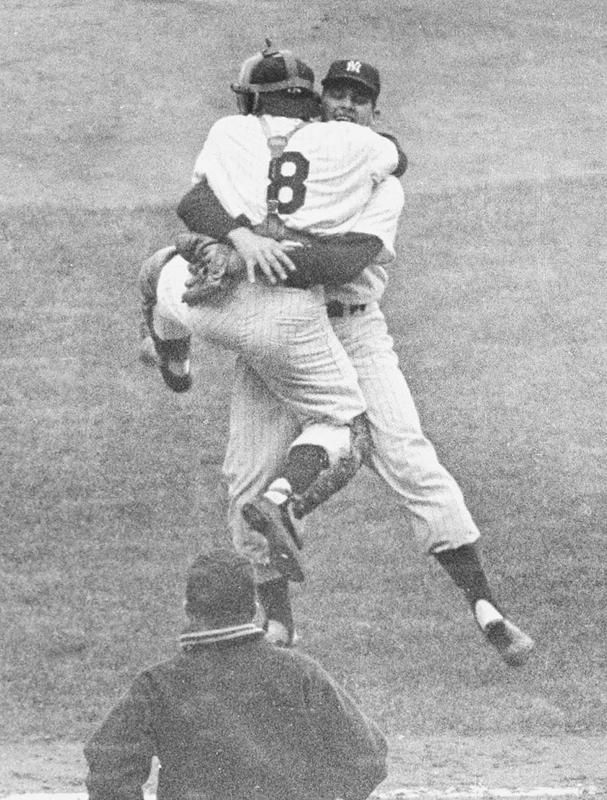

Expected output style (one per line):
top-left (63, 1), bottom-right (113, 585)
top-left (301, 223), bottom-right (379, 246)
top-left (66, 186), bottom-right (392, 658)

top-left (181, 59), bottom-right (535, 667)
top-left (140, 46), bottom-right (403, 579)
top-left (84, 548), bottom-right (388, 800)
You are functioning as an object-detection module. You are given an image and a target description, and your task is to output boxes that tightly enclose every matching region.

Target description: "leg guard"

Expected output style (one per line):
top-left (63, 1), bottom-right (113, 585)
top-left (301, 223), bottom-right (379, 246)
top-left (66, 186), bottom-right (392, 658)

top-left (138, 247), bottom-right (192, 393)
top-left (290, 414), bottom-right (371, 519)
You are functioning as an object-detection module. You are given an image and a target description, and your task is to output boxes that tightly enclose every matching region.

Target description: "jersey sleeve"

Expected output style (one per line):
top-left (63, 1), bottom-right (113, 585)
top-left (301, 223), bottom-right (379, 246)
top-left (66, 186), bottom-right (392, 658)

top-left (351, 176), bottom-right (404, 260)
top-left (177, 179), bottom-right (252, 240)
top-left (283, 233), bottom-right (384, 289)
top-left (190, 118), bottom-right (225, 184)
top-left (379, 132), bottom-right (408, 177)
top-left (364, 127), bottom-right (400, 185)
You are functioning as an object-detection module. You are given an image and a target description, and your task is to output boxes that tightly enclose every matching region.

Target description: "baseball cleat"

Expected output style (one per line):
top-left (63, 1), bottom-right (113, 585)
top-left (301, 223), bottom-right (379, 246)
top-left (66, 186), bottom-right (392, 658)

top-left (483, 619), bottom-right (535, 667)
top-left (242, 496), bottom-right (304, 583)
top-left (157, 346), bottom-right (192, 393)
top-left (138, 251), bottom-right (191, 392)
top-left (143, 318), bottom-right (192, 393)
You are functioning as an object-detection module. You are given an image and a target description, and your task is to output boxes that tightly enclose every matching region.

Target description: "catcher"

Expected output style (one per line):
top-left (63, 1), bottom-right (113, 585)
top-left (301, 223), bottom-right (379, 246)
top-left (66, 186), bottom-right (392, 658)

top-left (172, 56), bottom-right (535, 668)
top-left (140, 45), bottom-right (403, 582)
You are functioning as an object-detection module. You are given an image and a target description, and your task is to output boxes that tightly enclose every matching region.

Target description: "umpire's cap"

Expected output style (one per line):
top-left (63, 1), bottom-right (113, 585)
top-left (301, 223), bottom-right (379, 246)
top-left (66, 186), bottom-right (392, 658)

top-left (185, 548), bottom-right (256, 623)
top-left (321, 59), bottom-right (381, 101)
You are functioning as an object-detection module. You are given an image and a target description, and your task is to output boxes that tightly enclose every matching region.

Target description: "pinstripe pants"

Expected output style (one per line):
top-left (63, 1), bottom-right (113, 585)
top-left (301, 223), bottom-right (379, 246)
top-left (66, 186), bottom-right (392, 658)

top-left (224, 302), bottom-right (480, 579)
top-left (153, 255), bottom-right (366, 428)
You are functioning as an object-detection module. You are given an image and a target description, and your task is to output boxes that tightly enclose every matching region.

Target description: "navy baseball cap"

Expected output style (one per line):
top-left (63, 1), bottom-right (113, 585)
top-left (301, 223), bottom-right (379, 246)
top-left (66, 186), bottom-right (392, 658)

top-left (321, 60), bottom-right (381, 100)
top-left (185, 548), bottom-right (256, 622)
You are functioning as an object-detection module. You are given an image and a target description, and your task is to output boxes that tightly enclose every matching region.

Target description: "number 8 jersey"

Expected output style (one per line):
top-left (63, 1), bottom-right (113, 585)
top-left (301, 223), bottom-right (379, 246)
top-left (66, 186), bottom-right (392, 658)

top-left (192, 115), bottom-right (399, 237)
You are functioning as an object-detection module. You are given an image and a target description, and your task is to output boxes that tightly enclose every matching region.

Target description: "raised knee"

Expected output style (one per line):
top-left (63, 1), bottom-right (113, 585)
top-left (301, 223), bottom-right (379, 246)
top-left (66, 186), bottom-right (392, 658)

top-left (289, 422), bottom-right (353, 466)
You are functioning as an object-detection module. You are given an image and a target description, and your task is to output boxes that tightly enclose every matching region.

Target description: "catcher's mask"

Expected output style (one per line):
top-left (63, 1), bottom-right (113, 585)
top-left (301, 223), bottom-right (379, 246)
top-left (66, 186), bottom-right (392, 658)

top-left (231, 40), bottom-right (315, 114)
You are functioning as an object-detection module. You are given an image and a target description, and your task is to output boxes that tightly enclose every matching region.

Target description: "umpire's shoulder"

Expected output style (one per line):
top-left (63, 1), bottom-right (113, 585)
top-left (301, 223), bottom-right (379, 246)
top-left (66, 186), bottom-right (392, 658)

top-left (272, 643), bottom-right (338, 685)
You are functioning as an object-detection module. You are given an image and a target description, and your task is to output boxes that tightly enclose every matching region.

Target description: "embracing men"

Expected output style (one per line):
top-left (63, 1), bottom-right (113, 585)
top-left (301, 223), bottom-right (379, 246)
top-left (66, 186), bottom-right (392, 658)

top-left (140, 45), bottom-right (534, 666)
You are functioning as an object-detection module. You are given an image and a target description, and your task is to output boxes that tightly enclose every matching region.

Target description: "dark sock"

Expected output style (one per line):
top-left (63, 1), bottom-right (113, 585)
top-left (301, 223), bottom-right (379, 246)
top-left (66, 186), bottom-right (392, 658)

top-left (281, 444), bottom-right (329, 495)
top-left (257, 578), bottom-right (293, 632)
top-left (433, 543), bottom-right (498, 611)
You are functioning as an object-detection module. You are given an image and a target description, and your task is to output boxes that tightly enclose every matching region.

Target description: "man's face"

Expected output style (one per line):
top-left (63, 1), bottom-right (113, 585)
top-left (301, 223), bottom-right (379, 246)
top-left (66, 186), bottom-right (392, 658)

top-left (321, 81), bottom-right (377, 127)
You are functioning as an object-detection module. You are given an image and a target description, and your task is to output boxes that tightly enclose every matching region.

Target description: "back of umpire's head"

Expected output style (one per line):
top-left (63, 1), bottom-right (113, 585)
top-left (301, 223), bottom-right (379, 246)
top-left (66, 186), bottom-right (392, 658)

top-left (185, 548), bottom-right (256, 626)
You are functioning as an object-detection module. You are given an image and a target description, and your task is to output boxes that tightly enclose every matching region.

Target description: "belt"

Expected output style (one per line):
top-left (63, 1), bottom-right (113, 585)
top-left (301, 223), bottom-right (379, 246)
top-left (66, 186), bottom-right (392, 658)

top-left (326, 300), bottom-right (367, 318)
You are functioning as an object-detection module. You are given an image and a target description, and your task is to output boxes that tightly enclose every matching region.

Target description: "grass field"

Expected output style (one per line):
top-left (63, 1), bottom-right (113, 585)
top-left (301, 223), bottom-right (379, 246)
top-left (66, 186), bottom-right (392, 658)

top-left (1, 0), bottom-right (606, 794)
top-left (2, 174), bottom-right (605, 744)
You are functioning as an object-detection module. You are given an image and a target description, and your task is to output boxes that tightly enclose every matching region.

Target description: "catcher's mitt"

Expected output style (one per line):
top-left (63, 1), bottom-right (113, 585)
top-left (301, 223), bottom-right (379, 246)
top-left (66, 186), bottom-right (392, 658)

top-left (175, 233), bottom-right (246, 305)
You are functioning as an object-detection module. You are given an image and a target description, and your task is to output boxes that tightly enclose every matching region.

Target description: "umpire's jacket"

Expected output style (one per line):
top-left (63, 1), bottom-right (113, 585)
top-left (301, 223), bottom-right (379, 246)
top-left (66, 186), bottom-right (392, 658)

top-left (84, 624), bottom-right (387, 800)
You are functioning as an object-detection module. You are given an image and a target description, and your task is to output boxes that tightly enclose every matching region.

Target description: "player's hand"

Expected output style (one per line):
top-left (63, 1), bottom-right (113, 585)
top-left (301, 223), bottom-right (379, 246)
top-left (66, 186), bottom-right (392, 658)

top-left (226, 228), bottom-right (298, 284)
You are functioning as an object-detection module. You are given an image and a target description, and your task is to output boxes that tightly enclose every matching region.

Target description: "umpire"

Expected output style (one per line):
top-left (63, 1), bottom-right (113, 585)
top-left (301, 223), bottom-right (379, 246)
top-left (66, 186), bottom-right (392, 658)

top-left (84, 548), bottom-right (388, 800)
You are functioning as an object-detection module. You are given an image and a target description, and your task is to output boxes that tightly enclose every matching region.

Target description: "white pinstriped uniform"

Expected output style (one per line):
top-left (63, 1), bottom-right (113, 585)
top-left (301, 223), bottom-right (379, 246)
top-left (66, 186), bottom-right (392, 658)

top-left (224, 177), bottom-right (480, 576)
top-left (152, 114), bottom-right (398, 437)
top-left (154, 268), bottom-right (364, 428)
top-left (193, 116), bottom-right (398, 235)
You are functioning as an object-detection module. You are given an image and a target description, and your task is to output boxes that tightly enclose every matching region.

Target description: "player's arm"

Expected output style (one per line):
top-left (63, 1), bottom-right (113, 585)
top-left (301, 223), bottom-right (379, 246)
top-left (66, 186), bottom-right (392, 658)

top-left (177, 179), bottom-right (383, 287)
top-left (279, 231), bottom-right (384, 288)
top-left (378, 132), bottom-right (408, 177)
top-left (178, 179), bottom-right (251, 241)
top-left (350, 175), bottom-right (404, 263)
top-left (178, 180), bottom-right (295, 284)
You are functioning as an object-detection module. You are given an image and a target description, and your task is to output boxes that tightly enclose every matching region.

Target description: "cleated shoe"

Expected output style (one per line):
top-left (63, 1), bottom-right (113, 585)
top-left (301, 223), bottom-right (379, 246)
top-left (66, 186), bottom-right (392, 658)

top-left (142, 309), bottom-right (192, 393)
top-left (155, 337), bottom-right (192, 393)
top-left (138, 247), bottom-right (191, 392)
top-left (242, 497), bottom-right (305, 583)
top-left (483, 619), bottom-right (535, 667)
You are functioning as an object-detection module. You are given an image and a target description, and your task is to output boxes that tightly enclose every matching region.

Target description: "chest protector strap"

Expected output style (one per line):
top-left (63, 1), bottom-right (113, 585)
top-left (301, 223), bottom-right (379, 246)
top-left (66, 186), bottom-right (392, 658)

top-left (259, 116), bottom-right (307, 237)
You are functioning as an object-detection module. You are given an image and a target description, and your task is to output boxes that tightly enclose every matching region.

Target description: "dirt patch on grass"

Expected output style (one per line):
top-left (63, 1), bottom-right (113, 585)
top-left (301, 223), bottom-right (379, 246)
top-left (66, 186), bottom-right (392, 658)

top-left (1, 736), bottom-right (606, 795)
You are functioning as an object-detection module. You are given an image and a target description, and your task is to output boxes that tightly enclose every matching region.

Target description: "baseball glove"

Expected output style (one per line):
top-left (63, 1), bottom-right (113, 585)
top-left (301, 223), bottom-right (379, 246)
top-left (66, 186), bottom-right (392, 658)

top-left (175, 233), bottom-right (246, 305)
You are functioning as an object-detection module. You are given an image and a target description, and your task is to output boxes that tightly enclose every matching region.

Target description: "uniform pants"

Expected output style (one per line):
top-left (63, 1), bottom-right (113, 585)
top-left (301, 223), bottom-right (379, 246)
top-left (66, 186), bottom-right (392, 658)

top-left (223, 302), bottom-right (479, 581)
top-left (154, 255), bottom-right (366, 429)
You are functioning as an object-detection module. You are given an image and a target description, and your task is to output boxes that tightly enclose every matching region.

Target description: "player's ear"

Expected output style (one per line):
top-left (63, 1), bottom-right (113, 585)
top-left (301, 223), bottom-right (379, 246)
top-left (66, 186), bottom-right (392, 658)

top-left (371, 107), bottom-right (380, 127)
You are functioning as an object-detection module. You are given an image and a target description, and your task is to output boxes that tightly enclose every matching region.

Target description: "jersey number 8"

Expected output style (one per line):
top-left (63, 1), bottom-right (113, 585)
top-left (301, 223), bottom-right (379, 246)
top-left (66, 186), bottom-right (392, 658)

top-left (267, 151), bottom-right (310, 214)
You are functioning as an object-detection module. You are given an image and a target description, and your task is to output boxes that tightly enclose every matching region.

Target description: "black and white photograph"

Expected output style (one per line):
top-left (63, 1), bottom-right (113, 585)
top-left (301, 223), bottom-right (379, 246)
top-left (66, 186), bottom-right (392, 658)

top-left (1, 1), bottom-right (605, 798)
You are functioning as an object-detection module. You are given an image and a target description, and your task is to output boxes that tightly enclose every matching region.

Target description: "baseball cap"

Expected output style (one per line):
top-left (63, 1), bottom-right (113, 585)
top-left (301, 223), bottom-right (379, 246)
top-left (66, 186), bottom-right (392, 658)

top-left (321, 59), bottom-right (381, 101)
top-left (185, 548), bottom-right (256, 622)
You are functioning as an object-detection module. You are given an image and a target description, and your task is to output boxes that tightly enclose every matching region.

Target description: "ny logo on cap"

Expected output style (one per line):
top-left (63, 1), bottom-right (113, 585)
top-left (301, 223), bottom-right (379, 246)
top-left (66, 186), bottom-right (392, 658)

top-left (346, 60), bottom-right (362, 74)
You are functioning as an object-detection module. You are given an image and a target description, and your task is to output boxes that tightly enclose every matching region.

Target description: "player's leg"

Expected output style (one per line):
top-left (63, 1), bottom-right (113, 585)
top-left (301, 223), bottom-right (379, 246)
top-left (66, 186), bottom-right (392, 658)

top-left (223, 357), bottom-right (302, 645)
top-left (332, 304), bottom-right (534, 666)
top-left (154, 275), bottom-right (367, 429)
top-left (139, 251), bottom-right (193, 392)
top-left (241, 419), bottom-right (362, 558)
top-left (225, 359), bottom-right (364, 644)
top-left (198, 282), bottom-right (368, 581)
top-left (152, 272), bottom-right (368, 580)
top-left (138, 249), bottom-right (169, 367)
